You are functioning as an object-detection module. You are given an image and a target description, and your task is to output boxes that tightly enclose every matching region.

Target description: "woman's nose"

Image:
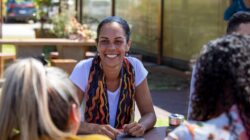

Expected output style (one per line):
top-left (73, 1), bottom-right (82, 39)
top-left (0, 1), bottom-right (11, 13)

top-left (108, 43), bottom-right (116, 49)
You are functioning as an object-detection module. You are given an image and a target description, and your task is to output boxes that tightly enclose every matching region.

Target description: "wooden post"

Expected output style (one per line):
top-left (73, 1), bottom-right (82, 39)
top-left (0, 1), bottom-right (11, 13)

top-left (157, 0), bottom-right (164, 64)
top-left (79, 0), bottom-right (83, 23)
top-left (0, 0), bottom-right (3, 52)
top-left (58, 0), bottom-right (61, 13)
top-left (75, 0), bottom-right (82, 23)
top-left (111, 0), bottom-right (115, 16)
top-left (75, 0), bottom-right (78, 17)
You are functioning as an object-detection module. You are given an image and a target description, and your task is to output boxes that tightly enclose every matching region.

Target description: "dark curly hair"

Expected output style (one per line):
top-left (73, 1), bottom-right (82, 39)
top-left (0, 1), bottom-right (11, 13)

top-left (191, 34), bottom-right (250, 138)
top-left (227, 11), bottom-right (250, 34)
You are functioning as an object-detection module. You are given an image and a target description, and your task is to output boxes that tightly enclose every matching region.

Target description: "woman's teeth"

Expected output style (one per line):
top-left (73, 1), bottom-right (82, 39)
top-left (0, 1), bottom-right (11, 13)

top-left (106, 54), bottom-right (117, 58)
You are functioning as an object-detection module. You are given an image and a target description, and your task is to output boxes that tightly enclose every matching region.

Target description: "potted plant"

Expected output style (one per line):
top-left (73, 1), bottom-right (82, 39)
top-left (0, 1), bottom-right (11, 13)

top-left (49, 12), bottom-right (95, 40)
top-left (34, 0), bottom-right (53, 38)
top-left (66, 17), bottom-right (95, 40)
top-left (49, 11), bottom-right (71, 38)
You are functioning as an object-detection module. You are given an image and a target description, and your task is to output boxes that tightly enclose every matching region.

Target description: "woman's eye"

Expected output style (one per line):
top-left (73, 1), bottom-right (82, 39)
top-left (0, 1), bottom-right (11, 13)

top-left (115, 40), bottom-right (123, 45)
top-left (100, 40), bottom-right (109, 45)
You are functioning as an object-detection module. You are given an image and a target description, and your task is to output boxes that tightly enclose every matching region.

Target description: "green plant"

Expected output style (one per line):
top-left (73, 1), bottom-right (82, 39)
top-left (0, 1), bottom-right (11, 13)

top-left (50, 12), bottom-right (96, 39)
top-left (34, 0), bottom-right (52, 35)
top-left (35, 0), bottom-right (52, 18)
top-left (50, 12), bottom-right (71, 38)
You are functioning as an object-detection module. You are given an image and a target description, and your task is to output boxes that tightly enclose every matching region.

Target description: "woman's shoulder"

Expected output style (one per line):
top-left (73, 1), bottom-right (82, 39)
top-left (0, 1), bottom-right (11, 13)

top-left (67, 134), bottom-right (110, 140)
top-left (126, 56), bottom-right (141, 63)
top-left (70, 58), bottom-right (93, 91)
top-left (73, 58), bottom-right (93, 71)
top-left (126, 56), bottom-right (144, 68)
top-left (9, 134), bottom-right (110, 140)
top-left (76, 58), bottom-right (93, 66)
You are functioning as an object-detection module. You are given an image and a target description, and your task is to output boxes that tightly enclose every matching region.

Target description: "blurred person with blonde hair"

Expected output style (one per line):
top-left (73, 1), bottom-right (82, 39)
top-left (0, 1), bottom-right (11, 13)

top-left (45, 67), bottom-right (109, 140)
top-left (0, 58), bottom-right (109, 140)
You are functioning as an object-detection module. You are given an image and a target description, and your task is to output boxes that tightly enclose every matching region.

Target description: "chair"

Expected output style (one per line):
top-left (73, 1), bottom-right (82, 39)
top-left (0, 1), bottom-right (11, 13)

top-left (0, 53), bottom-right (16, 78)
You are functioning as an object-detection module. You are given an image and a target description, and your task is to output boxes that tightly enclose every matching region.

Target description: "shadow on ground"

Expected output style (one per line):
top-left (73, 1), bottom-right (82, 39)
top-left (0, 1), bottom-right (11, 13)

top-left (144, 62), bottom-right (191, 117)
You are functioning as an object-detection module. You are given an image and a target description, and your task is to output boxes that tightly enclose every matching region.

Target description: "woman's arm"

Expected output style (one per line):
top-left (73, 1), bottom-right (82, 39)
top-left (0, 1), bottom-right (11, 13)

top-left (123, 79), bottom-right (156, 137)
top-left (136, 79), bottom-right (156, 130)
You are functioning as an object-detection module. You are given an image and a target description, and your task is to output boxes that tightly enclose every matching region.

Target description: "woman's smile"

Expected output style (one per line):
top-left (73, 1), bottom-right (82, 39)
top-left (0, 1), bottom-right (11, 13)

top-left (105, 54), bottom-right (119, 58)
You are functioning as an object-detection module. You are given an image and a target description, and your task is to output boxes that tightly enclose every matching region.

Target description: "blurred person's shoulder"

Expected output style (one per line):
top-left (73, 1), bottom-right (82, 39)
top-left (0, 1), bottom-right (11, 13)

top-left (69, 134), bottom-right (110, 140)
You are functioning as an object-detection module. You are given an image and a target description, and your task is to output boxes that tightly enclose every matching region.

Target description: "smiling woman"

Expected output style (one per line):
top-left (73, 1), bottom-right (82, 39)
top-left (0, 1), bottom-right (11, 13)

top-left (97, 22), bottom-right (130, 69)
top-left (70, 16), bottom-right (156, 139)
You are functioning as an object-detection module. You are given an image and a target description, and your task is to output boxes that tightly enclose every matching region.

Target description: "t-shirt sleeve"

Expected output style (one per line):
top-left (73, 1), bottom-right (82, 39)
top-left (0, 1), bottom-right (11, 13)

top-left (128, 57), bottom-right (148, 87)
top-left (69, 59), bottom-right (91, 93)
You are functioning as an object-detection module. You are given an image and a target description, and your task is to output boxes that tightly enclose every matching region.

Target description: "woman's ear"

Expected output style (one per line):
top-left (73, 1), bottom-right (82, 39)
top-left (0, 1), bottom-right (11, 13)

top-left (126, 40), bottom-right (132, 52)
top-left (68, 104), bottom-right (80, 134)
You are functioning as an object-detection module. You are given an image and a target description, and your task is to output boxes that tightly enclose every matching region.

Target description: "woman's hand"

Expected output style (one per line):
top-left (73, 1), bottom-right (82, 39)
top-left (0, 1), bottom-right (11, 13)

top-left (97, 124), bottom-right (122, 139)
top-left (123, 122), bottom-right (146, 137)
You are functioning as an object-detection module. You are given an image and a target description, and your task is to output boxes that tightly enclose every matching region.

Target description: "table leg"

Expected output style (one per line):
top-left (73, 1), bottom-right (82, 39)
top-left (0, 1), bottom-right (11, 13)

top-left (16, 45), bottom-right (44, 58)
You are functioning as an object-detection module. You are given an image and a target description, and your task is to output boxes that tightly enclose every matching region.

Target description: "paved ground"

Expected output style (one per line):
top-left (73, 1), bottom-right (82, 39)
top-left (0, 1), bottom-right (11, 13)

top-left (135, 62), bottom-right (191, 122)
top-left (2, 23), bottom-right (51, 38)
top-left (151, 89), bottom-right (189, 116)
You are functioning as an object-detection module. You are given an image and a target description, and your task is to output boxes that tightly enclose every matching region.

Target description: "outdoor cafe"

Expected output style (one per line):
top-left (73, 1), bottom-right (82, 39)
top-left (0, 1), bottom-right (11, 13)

top-left (0, 38), bottom-right (173, 139)
top-left (0, 0), bottom-right (191, 139)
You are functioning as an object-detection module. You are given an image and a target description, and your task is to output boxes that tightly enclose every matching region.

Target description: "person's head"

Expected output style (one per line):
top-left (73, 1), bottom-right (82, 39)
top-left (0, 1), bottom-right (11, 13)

top-left (96, 16), bottom-right (131, 68)
top-left (191, 34), bottom-right (250, 137)
top-left (0, 58), bottom-right (63, 140)
top-left (96, 16), bottom-right (131, 43)
top-left (46, 67), bottom-right (80, 134)
top-left (226, 11), bottom-right (250, 34)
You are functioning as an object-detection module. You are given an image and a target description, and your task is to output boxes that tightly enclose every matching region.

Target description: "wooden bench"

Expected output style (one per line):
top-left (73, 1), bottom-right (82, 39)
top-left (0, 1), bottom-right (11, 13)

top-left (0, 53), bottom-right (16, 78)
top-left (50, 59), bottom-right (77, 75)
top-left (0, 39), bottom-right (96, 61)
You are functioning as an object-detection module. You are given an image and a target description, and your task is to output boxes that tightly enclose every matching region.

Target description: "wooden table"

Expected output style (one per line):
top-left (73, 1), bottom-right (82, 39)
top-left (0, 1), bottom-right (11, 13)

top-left (143, 127), bottom-right (166, 140)
top-left (116, 127), bottom-right (167, 140)
top-left (0, 38), bottom-right (96, 61)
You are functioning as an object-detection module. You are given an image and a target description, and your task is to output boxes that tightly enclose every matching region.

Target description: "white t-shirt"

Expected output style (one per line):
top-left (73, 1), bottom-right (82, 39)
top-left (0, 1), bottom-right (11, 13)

top-left (70, 57), bottom-right (148, 127)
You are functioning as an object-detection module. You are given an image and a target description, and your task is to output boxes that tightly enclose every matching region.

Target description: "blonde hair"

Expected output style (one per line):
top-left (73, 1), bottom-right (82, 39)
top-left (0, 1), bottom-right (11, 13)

top-left (45, 67), bottom-right (79, 132)
top-left (0, 58), bottom-right (67, 140)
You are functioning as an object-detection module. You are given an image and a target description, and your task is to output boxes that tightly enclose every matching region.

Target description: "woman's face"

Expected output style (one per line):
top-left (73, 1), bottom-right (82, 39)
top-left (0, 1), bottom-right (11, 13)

top-left (97, 22), bottom-right (131, 68)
